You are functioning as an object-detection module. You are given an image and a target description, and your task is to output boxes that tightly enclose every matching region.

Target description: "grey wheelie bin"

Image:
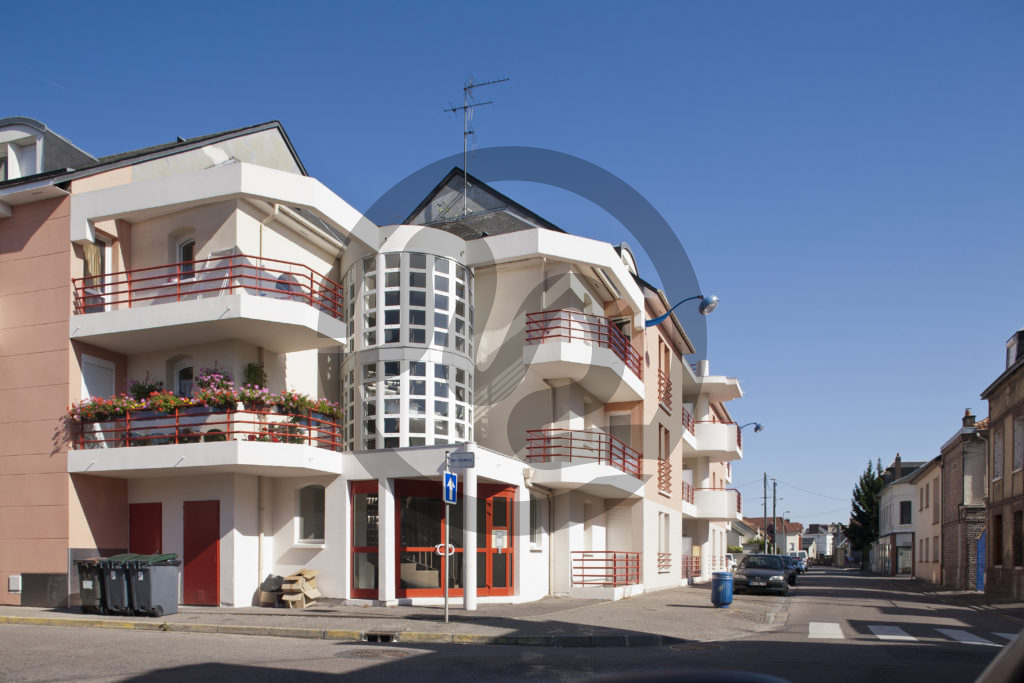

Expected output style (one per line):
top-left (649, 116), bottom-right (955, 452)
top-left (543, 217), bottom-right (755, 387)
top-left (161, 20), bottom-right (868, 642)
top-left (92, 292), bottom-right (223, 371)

top-left (101, 553), bottom-right (142, 615)
top-left (75, 558), bottom-right (106, 614)
top-left (128, 554), bottom-right (181, 617)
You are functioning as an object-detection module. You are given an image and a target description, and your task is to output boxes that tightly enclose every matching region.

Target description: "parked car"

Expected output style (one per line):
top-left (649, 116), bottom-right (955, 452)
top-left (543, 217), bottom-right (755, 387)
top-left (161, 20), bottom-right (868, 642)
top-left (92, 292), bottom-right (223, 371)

top-left (788, 551), bottom-right (808, 573)
top-left (725, 553), bottom-right (737, 572)
top-left (779, 555), bottom-right (799, 585)
top-left (733, 554), bottom-right (790, 596)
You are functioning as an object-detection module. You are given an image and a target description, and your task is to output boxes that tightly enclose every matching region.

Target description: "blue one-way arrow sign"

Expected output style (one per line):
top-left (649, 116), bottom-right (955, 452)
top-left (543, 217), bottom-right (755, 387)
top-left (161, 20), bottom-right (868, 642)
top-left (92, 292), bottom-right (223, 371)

top-left (443, 471), bottom-right (458, 505)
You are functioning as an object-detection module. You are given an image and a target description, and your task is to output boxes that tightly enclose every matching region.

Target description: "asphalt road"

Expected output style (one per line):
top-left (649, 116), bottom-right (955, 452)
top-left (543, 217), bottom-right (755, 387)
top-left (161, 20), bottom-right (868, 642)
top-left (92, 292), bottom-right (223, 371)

top-left (0, 568), bottom-right (1016, 682)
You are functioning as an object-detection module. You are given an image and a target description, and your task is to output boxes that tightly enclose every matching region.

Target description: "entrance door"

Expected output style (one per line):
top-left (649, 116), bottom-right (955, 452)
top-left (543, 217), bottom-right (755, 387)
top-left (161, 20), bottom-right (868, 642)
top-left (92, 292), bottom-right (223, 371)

top-left (977, 531), bottom-right (986, 591)
top-left (394, 481), bottom-right (514, 598)
top-left (480, 488), bottom-right (515, 596)
top-left (129, 503), bottom-right (162, 554)
top-left (183, 500), bottom-right (219, 606)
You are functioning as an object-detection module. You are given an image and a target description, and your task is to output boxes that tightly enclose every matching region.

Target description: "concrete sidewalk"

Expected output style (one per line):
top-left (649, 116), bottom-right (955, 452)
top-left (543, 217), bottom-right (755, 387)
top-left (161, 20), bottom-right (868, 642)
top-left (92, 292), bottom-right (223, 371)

top-left (0, 582), bottom-right (783, 648)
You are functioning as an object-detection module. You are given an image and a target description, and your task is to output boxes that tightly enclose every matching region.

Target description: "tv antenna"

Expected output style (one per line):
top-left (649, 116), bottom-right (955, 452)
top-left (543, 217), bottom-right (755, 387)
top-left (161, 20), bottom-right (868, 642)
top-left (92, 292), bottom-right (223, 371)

top-left (444, 76), bottom-right (510, 216)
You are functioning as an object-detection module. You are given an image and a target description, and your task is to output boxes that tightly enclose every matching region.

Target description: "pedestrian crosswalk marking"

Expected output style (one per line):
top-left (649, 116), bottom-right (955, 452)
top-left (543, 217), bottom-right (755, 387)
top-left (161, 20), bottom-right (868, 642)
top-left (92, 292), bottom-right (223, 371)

top-left (868, 625), bottom-right (916, 641)
top-left (936, 629), bottom-right (1000, 647)
top-left (994, 633), bottom-right (1018, 641)
top-left (808, 622), bottom-right (844, 639)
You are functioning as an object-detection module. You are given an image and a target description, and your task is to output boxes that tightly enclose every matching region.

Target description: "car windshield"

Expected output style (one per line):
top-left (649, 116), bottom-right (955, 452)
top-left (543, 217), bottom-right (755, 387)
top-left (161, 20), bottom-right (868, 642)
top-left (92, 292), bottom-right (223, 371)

top-left (743, 555), bottom-right (782, 570)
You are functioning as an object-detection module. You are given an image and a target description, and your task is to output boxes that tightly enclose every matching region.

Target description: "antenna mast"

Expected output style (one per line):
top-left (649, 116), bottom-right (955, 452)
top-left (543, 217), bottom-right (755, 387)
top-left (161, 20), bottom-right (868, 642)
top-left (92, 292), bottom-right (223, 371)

top-left (444, 76), bottom-right (509, 216)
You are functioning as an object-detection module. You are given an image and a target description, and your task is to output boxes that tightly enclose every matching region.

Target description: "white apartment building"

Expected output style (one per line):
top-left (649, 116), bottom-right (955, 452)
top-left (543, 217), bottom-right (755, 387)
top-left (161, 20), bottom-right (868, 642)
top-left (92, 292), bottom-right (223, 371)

top-left (0, 118), bottom-right (748, 608)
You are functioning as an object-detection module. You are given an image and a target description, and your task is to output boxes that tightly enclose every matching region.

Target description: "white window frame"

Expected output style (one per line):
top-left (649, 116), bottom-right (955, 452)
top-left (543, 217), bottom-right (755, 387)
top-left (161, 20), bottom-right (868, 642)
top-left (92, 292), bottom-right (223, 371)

top-left (295, 484), bottom-right (326, 547)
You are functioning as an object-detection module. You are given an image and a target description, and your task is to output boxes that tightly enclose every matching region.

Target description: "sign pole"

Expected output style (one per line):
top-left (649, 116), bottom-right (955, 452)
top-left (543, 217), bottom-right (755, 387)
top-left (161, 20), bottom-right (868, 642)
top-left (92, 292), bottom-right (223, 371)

top-left (444, 450), bottom-right (450, 624)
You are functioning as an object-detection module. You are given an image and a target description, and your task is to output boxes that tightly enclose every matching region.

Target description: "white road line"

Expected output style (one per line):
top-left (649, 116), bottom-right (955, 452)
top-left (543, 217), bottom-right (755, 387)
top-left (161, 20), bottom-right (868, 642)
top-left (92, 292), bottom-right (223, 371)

top-left (936, 629), bottom-right (1000, 647)
top-left (808, 622), bottom-right (844, 639)
top-left (868, 625), bottom-right (917, 641)
top-left (994, 633), bottom-right (1019, 641)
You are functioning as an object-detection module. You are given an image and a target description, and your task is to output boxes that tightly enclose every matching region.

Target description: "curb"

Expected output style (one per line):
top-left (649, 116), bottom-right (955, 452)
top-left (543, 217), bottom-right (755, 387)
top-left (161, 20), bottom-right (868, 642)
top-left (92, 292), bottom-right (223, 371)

top-left (0, 614), bottom-right (684, 648)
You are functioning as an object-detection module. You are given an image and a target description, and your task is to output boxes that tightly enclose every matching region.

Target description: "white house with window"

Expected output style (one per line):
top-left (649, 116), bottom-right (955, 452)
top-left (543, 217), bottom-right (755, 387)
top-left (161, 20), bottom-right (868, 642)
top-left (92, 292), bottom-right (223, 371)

top-left (875, 455), bottom-right (926, 576)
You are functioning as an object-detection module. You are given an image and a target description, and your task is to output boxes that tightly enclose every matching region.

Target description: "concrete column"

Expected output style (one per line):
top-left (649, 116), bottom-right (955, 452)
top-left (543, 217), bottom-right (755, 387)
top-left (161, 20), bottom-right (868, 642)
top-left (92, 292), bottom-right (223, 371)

top-left (377, 477), bottom-right (396, 603)
top-left (463, 466), bottom-right (478, 611)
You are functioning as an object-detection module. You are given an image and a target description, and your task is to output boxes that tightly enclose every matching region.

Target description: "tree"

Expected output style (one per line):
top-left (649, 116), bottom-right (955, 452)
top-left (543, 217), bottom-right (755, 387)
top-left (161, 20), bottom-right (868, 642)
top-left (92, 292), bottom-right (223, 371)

top-left (843, 459), bottom-right (884, 558)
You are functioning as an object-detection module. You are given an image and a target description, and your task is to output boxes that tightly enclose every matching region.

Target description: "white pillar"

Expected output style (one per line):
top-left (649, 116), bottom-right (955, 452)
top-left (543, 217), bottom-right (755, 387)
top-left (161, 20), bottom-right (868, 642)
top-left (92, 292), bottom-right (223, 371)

top-left (463, 466), bottom-right (478, 611)
top-left (377, 477), bottom-right (396, 603)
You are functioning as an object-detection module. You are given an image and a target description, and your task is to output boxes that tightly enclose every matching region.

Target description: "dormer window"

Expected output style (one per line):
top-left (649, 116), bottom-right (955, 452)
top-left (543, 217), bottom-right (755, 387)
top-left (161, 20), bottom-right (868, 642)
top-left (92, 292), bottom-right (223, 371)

top-left (0, 138), bottom-right (38, 181)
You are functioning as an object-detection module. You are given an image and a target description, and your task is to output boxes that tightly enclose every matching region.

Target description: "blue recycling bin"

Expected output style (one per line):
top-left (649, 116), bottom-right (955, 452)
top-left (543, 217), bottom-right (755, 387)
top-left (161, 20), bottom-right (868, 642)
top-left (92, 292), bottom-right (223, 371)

top-left (711, 571), bottom-right (733, 608)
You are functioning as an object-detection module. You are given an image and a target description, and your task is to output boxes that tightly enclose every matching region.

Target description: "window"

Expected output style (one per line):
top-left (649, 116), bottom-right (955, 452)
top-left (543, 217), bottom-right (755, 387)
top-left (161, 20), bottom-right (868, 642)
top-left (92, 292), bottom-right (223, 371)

top-left (1014, 418), bottom-right (1024, 472)
top-left (1015, 511), bottom-right (1023, 568)
top-left (529, 496), bottom-right (545, 545)
top-left (658, 511), bottom-right (669, 572)
top-left (994, 429), bottom-right (1004, 480)
top-left (932, 478), bottom-right (940, 524)
top-left (298, 485), bottom-right (325, 543)
top-left (899, 500), bottom-right (912, 525)
top-left (176, 363), bottom-right (194, 398)
top-left (923, 538), bottom-right (928, 563)
top-left (932, 535), bottom-right (939, 563)
top-left (178, 239), bottom-right (196, 279)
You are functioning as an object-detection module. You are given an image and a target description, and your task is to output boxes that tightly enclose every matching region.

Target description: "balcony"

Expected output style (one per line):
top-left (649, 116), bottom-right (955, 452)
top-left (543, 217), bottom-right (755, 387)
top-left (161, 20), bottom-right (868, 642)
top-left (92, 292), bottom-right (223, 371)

top-left (692, 488), bottom-right (742, 521)
top-left (70, 253), bottom-right (345, 354)
top-left (67, 406), bottom-right (343, 478)
top-left (525, 429), bottom-right (645, 497)
top-left (523, 310), bottom-right (644, 402)
top-left (681, 555), bottom-right (701, 580)
top-left (692, 420), bottom-right (742, 462)
top-left (571, 551), bottom-right (640, 587)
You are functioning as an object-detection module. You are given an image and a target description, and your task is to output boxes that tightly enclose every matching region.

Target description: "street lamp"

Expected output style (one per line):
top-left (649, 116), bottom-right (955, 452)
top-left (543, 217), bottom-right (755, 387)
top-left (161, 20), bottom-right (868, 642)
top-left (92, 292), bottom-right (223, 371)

top-left (645, 294), bottom-right (719, 327)
top-left (739, 422), bottom-right (765, 433)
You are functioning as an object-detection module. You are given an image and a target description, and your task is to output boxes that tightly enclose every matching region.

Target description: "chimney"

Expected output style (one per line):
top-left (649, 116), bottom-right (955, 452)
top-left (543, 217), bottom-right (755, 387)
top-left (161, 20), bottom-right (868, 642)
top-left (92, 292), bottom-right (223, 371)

top-left (894, 452), bottom-right (902, 479)
top-left (963, 408), bottom-right (976, 428)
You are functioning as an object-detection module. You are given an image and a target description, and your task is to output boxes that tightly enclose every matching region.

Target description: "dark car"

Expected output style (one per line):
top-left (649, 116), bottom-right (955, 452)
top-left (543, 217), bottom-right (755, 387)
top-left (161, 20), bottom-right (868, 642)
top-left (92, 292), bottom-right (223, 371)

top-left (733, 554), bottom-right (790, 596)
top-left (779, 555), bottom-right (799, 585)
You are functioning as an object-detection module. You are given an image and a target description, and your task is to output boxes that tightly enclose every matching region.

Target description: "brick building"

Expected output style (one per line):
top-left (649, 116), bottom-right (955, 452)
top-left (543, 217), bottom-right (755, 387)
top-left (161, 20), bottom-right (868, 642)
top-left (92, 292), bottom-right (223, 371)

top-left (940, 410), bottom-right (988, 591)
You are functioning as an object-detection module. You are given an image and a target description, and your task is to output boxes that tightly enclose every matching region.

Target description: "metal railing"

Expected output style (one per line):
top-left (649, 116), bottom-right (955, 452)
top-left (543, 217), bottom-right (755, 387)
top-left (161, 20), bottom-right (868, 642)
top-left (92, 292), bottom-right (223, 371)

top-left (682, 406), bottom-right (694, 435)
top-left (525, 309), bottom-right (642, 380)
top-left (571, 551), bottom-right (640, 587)
top-left (72, 253), bottom-right (344, 320)
top-left (657, 369), bottom-right (672, 410)
top-left (526, 428), bottom-right (642, 478)
top-left (658, 552), bottom-right (671, 573)
top-left (681, 480), bottom-right (694, 505)
top-left (72, 406), bottom-right (343, 451)
top-left (658, 457), bottom-right (671, 494)
top-left (681, 555), bottom-right (701, 579)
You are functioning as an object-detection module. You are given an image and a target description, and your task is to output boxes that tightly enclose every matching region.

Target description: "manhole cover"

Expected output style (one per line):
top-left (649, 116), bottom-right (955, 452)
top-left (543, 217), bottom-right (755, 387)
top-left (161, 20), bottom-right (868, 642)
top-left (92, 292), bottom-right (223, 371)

top-left (670, 643), bottom-right (722, 651)
top-left (339, 648), bottom-right (411, 660)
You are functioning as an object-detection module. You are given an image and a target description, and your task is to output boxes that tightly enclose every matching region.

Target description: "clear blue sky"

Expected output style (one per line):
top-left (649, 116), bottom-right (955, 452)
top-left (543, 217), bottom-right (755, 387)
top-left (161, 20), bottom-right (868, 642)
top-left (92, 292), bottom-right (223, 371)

top-left (8, 1), bottom-right (1023, 526)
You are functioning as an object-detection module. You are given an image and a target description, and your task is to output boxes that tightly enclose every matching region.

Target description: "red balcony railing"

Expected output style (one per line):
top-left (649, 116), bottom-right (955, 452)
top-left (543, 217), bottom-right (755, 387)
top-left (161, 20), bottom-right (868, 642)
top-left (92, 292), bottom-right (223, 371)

top-left (658, 552), bottom-right (671, 573)
top-left (72, 253), bottom-right (344, 320)
top-left (526, 429), bottom-right (642, 478)
top-left (657, 369), bottom-right (672, 410)
top-left (525, 310), bottom-right (642, 380)
top-left (658, 457), bottom-right (671, 493)
top-left (571, 551), bottom-right (640, 587)
top-left (72, 407), bottom-right (342, 451)
top-left (682, 406), bottom-right (694, 435)
top-left (681, 480), bottom-right (694, 505)
top-left (681, 555), bottom-right (701, 579)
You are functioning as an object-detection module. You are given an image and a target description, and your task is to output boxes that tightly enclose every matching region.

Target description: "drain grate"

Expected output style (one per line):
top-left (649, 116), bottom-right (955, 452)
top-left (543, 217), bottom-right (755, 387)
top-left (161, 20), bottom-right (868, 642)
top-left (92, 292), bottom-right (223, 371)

top-left (364, 631), bottom-right (399, 643)
top-left (670, 643), bottom-right (722, 651)
top-left (340, 649), bottom-right (410, 660)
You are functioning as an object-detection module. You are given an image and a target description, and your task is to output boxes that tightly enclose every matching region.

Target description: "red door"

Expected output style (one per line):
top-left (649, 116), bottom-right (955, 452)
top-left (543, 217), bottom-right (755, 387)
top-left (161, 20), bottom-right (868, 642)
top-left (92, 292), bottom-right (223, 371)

top-left (183, 500), bottom-right (219, 606)
top-left (129, 503), bottom-right (162, 554)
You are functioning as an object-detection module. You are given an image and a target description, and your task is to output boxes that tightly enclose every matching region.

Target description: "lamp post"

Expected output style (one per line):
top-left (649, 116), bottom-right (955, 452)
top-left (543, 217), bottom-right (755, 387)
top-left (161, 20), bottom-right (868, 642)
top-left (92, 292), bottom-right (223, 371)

top-left (739, 422), bottom-right (765, 433)
top-left (645, 294), bottom-right (718, 327)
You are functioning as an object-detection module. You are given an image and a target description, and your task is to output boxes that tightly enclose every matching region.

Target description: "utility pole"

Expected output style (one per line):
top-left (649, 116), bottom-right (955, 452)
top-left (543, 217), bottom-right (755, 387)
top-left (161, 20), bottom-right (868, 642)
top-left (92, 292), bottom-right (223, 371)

top-left (763, 473), bottom-right (768, 554)
top-left (772, 480), bottom-right (778, 555)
